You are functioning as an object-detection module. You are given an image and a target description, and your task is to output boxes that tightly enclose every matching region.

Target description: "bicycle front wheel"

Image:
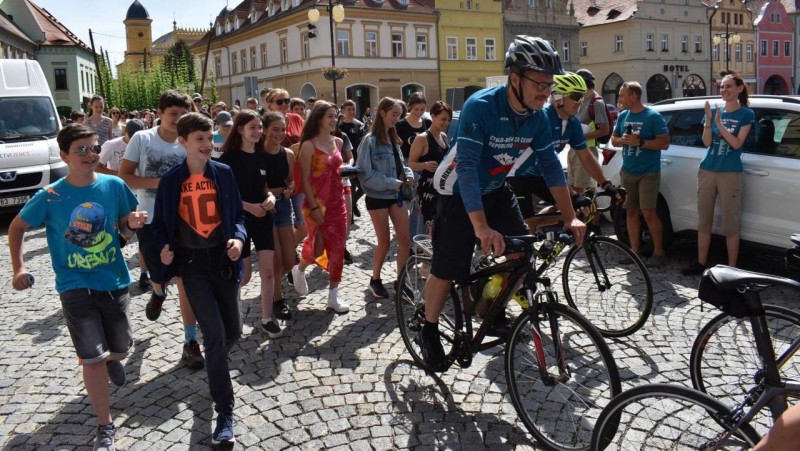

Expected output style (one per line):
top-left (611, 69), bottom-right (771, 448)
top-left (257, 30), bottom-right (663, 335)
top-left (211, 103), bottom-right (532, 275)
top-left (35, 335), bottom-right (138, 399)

top-left (395, 254), bottom-right (459, 372)
top-left (563, 236), bottom-right (652, 337)
top-left (689, 304), bottom-right (800, 434)
top-left (592, 384), bottom-right (761, 450)
top-left (505, 302), bottom-right (621, 451)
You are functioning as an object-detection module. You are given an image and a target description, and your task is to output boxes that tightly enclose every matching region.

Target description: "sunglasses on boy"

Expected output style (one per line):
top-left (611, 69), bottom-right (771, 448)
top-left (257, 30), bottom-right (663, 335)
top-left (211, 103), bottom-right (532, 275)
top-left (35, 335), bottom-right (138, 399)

top-left (272, 98), bottom-right (290, 106)
top-left (553, 92), bottom-right (584, 103)
top-left (72, 145), bottom-right (102, 156)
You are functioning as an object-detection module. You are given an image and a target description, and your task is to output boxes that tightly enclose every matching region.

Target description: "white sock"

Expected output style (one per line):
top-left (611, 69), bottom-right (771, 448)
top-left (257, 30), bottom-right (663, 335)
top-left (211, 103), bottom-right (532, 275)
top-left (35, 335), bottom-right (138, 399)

top-left (328, 287), bottom-right (338, 298)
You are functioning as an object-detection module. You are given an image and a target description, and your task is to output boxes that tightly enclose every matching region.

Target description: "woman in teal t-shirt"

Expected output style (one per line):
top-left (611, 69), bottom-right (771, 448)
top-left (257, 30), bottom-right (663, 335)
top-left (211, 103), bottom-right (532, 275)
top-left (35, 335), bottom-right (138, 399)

top-left (683, 73), bottom-right (754, 275)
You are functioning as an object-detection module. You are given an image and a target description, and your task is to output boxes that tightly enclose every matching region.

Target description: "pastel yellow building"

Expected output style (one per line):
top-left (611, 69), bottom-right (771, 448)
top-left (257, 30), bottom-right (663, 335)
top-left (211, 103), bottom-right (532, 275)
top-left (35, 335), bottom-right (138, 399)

top-left (436, 0), bottom-right (505, 108)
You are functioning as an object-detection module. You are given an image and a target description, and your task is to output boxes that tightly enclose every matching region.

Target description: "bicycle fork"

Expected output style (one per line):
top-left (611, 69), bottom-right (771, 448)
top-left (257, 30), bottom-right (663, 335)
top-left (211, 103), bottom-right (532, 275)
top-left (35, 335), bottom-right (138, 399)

top-left (525, 287), bottom-right (569, 386)
top-left (584, 240), bottom-right (612, 292)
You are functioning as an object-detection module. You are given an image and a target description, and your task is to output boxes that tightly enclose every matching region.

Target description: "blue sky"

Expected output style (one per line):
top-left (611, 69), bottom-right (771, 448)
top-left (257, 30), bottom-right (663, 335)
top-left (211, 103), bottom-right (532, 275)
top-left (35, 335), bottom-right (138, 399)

top-left (35, 0), bottom-right (227, 67)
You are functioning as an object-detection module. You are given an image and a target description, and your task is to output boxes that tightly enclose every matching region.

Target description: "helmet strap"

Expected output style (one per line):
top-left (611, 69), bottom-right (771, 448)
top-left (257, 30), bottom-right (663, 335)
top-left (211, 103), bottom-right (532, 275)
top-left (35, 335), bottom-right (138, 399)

top-left (510, 71), bottom-right (529, 113)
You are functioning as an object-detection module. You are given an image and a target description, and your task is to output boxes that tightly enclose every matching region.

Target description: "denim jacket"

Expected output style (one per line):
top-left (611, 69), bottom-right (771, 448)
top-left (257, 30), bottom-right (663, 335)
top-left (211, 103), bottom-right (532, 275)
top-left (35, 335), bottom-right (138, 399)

top-left (151, 159), bottom-right (248, 283)
top-left (356, 134), bottom-right (413, 200)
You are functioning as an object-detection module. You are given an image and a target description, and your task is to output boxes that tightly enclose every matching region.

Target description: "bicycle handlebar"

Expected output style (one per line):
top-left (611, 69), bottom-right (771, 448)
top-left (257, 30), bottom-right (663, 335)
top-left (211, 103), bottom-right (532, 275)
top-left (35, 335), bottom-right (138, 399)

top-left (503, 231), bottom-right (573, 255)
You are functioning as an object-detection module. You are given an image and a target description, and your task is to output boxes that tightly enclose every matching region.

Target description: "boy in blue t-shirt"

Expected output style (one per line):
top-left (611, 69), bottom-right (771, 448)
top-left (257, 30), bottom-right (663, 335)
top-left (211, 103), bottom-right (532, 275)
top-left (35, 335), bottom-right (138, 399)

top-left (7, 123), bottom-right (147, 450)
top-left (611, 81), bottom-right (670, 268)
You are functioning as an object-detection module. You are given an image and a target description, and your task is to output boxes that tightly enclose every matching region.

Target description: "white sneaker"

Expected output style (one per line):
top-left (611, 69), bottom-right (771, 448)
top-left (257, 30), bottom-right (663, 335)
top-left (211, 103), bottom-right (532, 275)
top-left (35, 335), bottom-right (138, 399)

top-left (291, 265), bottom-right (308, 296)
top-left (327, 290), bottom-right (350, 313)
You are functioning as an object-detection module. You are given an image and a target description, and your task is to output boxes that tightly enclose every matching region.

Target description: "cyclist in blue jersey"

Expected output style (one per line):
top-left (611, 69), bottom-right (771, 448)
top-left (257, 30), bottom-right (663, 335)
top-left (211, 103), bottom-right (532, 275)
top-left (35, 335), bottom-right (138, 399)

top-left (421, 36), bottom-right (586, 372)
top-left (508, 72), bottom-right (619, 231)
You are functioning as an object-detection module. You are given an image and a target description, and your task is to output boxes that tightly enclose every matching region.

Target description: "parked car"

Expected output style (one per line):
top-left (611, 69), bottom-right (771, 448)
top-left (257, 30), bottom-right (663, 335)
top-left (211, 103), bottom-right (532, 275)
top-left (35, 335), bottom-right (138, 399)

top-left (605, 95), bottom-right (800, 251)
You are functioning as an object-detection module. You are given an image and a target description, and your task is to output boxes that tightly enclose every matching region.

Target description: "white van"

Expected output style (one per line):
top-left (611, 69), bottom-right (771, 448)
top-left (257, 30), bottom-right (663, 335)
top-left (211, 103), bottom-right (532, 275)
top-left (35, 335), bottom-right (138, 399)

top-left (0, 59), bottom-right (65, 209)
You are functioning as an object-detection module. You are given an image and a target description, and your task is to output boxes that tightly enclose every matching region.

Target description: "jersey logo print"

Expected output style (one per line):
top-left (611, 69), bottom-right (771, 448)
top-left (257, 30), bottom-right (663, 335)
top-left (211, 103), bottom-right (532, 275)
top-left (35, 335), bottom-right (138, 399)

top-left (179, 176), bottom-right (221, 239)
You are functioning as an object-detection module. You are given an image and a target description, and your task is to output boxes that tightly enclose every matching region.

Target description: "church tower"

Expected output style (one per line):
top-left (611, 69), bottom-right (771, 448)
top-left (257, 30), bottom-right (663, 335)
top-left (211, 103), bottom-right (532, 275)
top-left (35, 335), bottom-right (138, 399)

top-left (122, 0), bottom-right (153, 69)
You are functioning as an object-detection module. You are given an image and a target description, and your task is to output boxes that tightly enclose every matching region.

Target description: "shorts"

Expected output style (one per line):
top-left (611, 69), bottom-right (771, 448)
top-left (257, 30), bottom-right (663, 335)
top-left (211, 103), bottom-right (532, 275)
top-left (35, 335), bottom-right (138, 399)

top-left (243, 213), bottom-right (275, 258)
top-left (507, 176), bottom-right (556, 219)
top-left (431, 184), bottom-right (527, 282)
top-left (273, 197), bottom-right (293, 227)
top-left (60, 288), bottom-right (132, 364)
top-left (697, 169), bottom-right (742, 236)
top-left (366, 196), bottom-right (400, 211)
top-left (137, 224), bottom-right (166, 285)
top-left (567, 148), bottom-right (597, 189)
top-left (291, 193), bottom-right (305, 226)
top-left (620, 169), bottom-right (660, 210)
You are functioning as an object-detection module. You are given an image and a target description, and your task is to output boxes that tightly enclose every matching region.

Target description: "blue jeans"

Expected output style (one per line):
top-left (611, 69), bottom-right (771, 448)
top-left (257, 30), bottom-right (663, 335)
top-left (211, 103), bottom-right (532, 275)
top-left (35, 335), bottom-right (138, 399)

top-left (175, 244), bottom-right (242, 414)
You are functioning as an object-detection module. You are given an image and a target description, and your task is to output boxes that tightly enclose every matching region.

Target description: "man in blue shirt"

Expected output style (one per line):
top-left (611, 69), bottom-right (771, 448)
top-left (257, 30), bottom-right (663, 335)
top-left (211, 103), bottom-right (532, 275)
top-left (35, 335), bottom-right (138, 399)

top-left (610, 81), bottom-right (670, 268)
top-left (421, 36), bottom-right (586, 372)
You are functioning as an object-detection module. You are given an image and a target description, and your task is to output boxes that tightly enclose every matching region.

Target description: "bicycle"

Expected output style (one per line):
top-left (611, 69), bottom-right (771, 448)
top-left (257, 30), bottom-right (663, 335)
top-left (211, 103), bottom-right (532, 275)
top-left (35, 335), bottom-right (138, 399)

top-left (531, 189), bottom-right (653, 337)
top-left (591, 262), bottom-right (800, 449)
top-left (396, 233), bottom-right (622, 451)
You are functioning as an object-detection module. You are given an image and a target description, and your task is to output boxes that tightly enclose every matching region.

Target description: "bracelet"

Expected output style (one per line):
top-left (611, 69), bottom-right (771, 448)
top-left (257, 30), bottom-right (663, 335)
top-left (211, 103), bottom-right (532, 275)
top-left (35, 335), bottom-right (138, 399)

top-left (311, 206), bottom-right (319, 211)
top-left (704, 125), bottom-right (711, 129)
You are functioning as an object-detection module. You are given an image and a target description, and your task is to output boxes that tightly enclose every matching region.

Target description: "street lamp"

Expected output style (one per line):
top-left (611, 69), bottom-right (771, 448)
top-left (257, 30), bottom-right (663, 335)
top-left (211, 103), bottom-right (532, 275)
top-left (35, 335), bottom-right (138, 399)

top-left (712, 21), bottom-right (741, 73)
top-left (308, 1), bottom-right (346, 104)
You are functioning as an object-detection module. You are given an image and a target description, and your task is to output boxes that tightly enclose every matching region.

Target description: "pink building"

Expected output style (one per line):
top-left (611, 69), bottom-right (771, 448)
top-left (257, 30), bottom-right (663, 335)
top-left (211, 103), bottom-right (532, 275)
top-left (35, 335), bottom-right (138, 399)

top-left (754, 0), bottom-right (794, 94)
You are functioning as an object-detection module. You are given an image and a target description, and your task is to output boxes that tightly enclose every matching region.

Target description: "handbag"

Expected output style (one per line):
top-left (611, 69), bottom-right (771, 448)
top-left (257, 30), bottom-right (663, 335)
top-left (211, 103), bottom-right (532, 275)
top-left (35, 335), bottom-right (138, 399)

top-left (391, 142), bottom-right (413, 201)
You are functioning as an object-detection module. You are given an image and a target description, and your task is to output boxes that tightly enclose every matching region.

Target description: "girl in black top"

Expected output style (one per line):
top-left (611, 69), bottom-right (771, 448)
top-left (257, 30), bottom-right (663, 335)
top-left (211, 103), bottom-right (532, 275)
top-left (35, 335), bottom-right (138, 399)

top-left (262, 111), bottom-right (296, 321)
top-left (408, 101), bottom-right (453, 231)
top-left (395, 92), bottom-right (432, 161)
top-left (219, 110), bottom-right (282, 338)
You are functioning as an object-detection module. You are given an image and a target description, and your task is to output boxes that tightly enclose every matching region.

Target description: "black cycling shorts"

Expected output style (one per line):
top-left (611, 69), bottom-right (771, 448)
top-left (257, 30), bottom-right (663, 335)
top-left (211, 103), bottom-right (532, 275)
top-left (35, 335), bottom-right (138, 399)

top-left (242, 213), bottom-right (275, 258)
top-left (507, 176), bottom-right (555, 219)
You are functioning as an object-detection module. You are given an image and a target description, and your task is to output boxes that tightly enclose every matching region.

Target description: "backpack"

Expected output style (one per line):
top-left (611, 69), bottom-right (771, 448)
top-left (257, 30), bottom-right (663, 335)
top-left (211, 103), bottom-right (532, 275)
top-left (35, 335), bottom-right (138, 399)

top-left (588, 95), bottom-right (617, 145)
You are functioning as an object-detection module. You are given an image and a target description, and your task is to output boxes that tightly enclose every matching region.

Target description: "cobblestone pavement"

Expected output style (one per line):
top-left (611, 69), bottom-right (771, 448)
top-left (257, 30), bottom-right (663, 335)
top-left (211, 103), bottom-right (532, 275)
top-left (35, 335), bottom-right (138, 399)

top-left (0, 203), bottom-right (796, 450)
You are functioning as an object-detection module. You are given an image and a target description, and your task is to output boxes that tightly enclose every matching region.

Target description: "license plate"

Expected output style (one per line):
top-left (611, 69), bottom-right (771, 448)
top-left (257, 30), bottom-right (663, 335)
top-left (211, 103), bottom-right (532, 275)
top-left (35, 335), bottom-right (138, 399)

top-left (0, 195), bottom-right (31, 207)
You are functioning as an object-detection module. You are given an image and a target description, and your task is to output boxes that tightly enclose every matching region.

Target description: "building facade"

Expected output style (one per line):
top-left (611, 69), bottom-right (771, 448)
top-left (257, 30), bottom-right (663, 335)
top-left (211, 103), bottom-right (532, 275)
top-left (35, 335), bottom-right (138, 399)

top-left (754, 0), bottom-right (794, 94)
top-left (574, 0), bottom-right (713, 105)
top-left (192, 0), bottom-right (439, 116)
top-left (502, 0), bottom-right (580, 72)
top-left (709, 0), bottom-right (757, 94)
top-left (0, 0), bottom-right (97, 117)
top-left (0, 9), bottom-right (36, 60)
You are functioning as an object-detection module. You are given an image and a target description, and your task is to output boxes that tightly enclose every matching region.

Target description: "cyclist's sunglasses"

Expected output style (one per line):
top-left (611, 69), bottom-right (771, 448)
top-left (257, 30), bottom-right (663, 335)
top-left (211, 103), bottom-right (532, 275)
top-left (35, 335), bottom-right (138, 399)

top-left (272, 98), bottom-right (290, 105)
top-left (73, 145), bottom-right (102, 156)
top-left (554, 93), bottom-right (584, 103)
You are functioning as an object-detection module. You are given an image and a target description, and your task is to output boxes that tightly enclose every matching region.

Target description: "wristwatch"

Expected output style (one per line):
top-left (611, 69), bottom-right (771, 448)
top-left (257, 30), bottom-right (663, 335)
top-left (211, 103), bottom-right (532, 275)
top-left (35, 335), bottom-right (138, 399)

top-left (638, 137), bottom-right (645, 147)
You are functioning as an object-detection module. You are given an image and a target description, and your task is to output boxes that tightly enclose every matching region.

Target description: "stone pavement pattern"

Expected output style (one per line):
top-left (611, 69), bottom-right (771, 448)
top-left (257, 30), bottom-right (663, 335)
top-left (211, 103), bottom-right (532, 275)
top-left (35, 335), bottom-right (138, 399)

top-left (0, 204), bottom-right (796, 450)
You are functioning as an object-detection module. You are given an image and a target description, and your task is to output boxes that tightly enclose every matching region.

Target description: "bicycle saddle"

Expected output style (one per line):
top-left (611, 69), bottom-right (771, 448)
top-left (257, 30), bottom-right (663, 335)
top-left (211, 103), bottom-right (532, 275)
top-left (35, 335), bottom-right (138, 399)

top-left (504, 235), bottom-right (541, 254)
top-left (703, 265), bottom-right (800, 292)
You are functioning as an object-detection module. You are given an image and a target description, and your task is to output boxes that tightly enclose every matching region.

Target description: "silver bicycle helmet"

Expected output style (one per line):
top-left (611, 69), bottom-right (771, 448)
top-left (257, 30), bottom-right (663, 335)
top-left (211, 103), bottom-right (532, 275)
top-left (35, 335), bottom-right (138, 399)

top-left (505, 36), bottom-right (565, 75)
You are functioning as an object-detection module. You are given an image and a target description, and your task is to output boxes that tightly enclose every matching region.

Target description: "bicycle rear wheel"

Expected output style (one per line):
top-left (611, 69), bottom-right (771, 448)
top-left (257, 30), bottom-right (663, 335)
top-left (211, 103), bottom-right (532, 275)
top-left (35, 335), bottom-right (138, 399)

top-left (562, 236), bottom-right (653, 337)
top-left (689, 305), bottom-right (800, 434)
top-left (592, 383), bottom-right (761, 450)
top-left (505, 302), bottom-right (621, 450)
top-left (395, 254), bottom-right (459, 372)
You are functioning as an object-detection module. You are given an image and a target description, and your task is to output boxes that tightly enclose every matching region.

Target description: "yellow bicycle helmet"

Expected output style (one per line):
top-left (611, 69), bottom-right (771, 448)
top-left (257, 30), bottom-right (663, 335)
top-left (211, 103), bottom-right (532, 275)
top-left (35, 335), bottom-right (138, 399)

top-left (553, 72), bottom-right (587, 95)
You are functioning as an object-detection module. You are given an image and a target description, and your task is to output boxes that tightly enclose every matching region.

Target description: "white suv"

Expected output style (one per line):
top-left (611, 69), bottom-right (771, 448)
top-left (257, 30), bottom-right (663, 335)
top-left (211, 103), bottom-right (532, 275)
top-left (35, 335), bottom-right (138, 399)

top-left (607, 95), bottom-right (800, 250)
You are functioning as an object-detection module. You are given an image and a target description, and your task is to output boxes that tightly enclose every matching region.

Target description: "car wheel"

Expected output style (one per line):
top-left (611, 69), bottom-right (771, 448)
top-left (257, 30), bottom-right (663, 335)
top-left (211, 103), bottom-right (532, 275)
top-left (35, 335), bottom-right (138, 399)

top-left (612, 194), bottom-right (673, 254)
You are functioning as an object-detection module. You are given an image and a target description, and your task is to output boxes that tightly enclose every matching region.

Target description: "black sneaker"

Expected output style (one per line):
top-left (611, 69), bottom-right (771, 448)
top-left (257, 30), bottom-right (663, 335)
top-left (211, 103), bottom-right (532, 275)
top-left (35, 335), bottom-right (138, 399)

top-left (106, 360), bottom-right (125, 387)
top-left (138, 272), bottom-right (150, 291)
top-left (369, 278), bottom-right (389, 299)
top-left (212, 412), bottom-right (235, 445)
top-left (485, 313), bottom-right (513, 340)
top-left (145, 292), bottom-right (166, 321)
top-left (94, 423), bottom-right (116, 451)
top-left (418, 327), bottom-right (448, 372)
top-left (344, 249), bottom-right (353, 264)
top-left (286, 271), bottom-right (294, 287)
top-left (682, 261), bottom-right (708, 276)
top-left (182, 340), bottom-right (205, 370)
top-left (261, 319), bottom-right (283, 338)
top-left (274, 299), bottom-right (292, 320)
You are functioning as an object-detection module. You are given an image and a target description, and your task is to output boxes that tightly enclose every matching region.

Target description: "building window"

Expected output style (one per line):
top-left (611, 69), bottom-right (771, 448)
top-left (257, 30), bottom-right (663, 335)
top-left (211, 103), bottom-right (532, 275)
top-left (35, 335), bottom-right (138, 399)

top-left (466, 37), bottom-right (477, 60)
top-left (661, 34), bottom-right (669, 52)
top-left (724, 43), bottom-right (729, 62)
top-left (215, 55), bottom-right (222, 75)
top-left (646, 33), bottom-right (654, 51)
top-left (581, 41), bottom-right (587, 57)
top-left (250, 46), bottom-right (256, 70)
top-left (746, 43), bottom-right (753, 62)
top-left (261, 43), bottom-right (267, 67)
top-left (735, 43), bottom-right (742, 62)
top-left (240, 49), bottom-right (247, 72)
top-left (528, 0), bottom-right (535, 7)
top-left (681, 35), bottom-right (688, 53)
top-left (416, 34), bottom-right (427, 58)
top-left (785, 41), bottom-right (791, 57)
top-left (232, 52), bottom-right (238, 73)
top-left (280, 38), bottom-right (287, 64)
top-left (485, 38), bottom-right (495, 61)
top-left (392, 33), bottom-right (403, 58)
top-left (695, 36), bottom-right (702, 53)
top-left (562, 41), bottom-right (570, 62)
top-left (54, 68), bottom-right (67, 90)
top-left (614, 35), bottom-right (623, 53)
top-left (712, 44), bottom-right (719, 61)
top-left (302, 33), bottom-right (310, 59)
top-left (447, 37), bottom-right (457, 60)
top-left (773, 40), bottom-right (779, 56)
top-left (337, 30), bottom-right (350, 56)
top-left (365, 31), bottom-right (378, 57)
top-left (761, 40), bottom-right (767, 56)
